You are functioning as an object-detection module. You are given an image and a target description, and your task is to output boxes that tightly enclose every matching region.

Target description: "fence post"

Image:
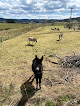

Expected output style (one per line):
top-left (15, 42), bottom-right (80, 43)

top-left (1, 37), bottom-right (3, 42)
top-left (13, 34), bottom-right (14, 38)
top-left (8, 35), bottom-right (9, 39)
top-left (16, 33), bottom-right (17, 36)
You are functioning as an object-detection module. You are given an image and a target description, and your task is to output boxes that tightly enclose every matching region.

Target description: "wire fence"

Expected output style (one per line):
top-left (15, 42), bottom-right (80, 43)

top-left (0, 24), bottom-right (44, 43)
top-left (0, 32), bottom-right (26, 42)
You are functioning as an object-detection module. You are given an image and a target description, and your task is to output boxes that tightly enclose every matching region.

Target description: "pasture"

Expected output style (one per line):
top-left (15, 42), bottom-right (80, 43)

top-left (0, 24), bottom-right (80, 106)
top-left (0, 23), bottom-right (40, 42)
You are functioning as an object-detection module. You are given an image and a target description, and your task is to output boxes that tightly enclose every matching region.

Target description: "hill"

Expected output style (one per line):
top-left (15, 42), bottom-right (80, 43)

top-left (0, 18), bottom-right (55, 23)
top-left (0, 17), bottom-right (80, 23)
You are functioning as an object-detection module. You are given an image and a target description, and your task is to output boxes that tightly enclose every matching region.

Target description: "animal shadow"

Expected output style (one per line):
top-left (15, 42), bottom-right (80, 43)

top-left (25, 44), bottom-right (34, 46)
top-left (56, 40), bottom-right (60, 41)
top-left (17, 75), bottom-right (36, 106)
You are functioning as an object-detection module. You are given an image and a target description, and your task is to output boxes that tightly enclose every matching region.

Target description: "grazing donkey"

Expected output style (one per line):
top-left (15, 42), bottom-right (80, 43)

top-left (57, 28), bottom-right (60, 31)
top-left (32, 55), bottom-right (43, 90)
top-left (51, 28), bottom-right (55, 31)
top-left (59, 33), bottom-right (63, 41)
top-left (55, 28), bottom-right (57, 30)
top-left (28, 37), bottom-right (37, 45)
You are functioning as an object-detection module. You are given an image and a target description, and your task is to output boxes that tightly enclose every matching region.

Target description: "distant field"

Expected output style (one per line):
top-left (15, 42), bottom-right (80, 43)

top-left (0, 24), bottom-right (80, 106)
top-left (0, 23), bottom-right (40, 30)
top-left (0, 23), bottom-right (41, 42)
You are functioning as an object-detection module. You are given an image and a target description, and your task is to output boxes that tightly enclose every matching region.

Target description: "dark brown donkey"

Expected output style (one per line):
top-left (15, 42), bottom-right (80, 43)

top-left (32, 55), bottom-right (43, 90)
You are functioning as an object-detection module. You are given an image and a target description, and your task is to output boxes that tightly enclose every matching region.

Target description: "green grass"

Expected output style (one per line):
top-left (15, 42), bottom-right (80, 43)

top-left (77, 99), bottom-right (80, 104)
top-left (45, 95), bottom-right (72, 106)
top-left (54, 22), bottom-right (66, 26)
top-left (57, 95), bottom-right (71, 104)
top-left (0, 103), bottom-right (3, 106)
top-left (0, 23), bottom-right (38, 30)
top-left (45, 101), bottom-right (55, 106)
top-left (0, 83), bottom-right (14, 104)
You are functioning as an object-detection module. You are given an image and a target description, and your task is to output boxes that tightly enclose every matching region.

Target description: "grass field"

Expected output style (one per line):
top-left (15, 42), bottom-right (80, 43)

top-left (0, 23), bottom-right (41, 42)
top-left (0, 24), bottom-right (80, 106)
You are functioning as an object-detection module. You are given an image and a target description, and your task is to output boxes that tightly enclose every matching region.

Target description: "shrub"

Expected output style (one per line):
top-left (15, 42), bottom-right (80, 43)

top-left (0, 103), bottom-right (3, 106)
top-left (66, 23), bottom-right (73, 29)
top-left (45, 101), bottom-right (57, 106)
top-left (77, 99), bottom-right (80, 104)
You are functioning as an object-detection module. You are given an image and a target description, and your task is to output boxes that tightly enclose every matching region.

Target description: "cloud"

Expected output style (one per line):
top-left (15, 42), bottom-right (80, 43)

top-left (0, 0), bottom-right (80, 19)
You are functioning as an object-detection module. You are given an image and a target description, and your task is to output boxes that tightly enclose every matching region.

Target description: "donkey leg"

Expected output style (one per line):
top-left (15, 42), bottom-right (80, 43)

top-left (29, 40), bottom-right (30, 44)
top-left (39, 77), bottom-right (41, 89)
top-left (36, 77), bottom-right (38, 90)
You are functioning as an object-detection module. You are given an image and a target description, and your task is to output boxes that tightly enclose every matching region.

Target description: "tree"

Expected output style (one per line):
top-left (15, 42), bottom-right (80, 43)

top-left (66, 23), bottom-right (73, 29)
top-left (51, 20), bottom-right (55, 26)
top-left (6, 19), bottom-right (15, 23)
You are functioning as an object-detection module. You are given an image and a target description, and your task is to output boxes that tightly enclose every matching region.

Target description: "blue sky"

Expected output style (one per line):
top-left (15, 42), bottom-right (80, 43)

top-left (0, 0), bottom-right (80, 19)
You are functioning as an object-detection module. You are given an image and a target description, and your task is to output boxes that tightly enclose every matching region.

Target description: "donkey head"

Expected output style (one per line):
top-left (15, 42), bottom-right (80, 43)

top-left (32, 55), bottom-right (43, 72)
top-left (35, 55), bottom-right (43, 71)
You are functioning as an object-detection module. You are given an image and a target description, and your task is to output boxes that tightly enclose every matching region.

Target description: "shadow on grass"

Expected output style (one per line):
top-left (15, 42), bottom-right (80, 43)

top-left (25, 44), bottom-right (34, 47)
top-left (56, 40), bottom-right (60, 41)
top-left (17, 75), bottom-right (36, 106)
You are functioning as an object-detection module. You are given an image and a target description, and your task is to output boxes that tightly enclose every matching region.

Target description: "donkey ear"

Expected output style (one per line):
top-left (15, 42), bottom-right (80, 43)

top-left (35, 55), bottom-right (37, 59)
top-left (41, 56), bottom-right (43, 61)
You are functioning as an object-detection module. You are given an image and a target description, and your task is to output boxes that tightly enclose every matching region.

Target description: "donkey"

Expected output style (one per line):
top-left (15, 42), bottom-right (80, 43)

top-left (59, 33), bottom-right (63, 41)
top-left (51, 28), bottom-right (55, 31)
top-left (28, 37), bottom-right (37, 45)
top-left (32, 55), bottom-right (43, 90)
top-left (57, 28), bottom-right (60, 31)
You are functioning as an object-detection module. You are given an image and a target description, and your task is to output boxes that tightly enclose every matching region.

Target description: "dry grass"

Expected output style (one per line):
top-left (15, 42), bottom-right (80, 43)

top-left (0, 25), bottom-right (80, 106)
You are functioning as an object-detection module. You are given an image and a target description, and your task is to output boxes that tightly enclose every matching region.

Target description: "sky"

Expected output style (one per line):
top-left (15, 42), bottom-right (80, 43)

top-left (0, 0), bottom-right (80, 19)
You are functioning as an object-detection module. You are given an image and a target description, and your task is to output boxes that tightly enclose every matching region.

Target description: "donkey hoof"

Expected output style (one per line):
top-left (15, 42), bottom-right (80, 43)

top-left (39, 87), bottom-right (41, 90)
top-left (36, 88), bottom-right (38, 91)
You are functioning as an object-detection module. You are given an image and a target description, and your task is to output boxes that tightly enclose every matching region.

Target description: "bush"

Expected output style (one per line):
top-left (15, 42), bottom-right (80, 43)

top-left (66, 23), bottom-right (73, 29)
top-left (6, 19), bottom-right (15, 23)
top-left (45, 101), bottom-right (56, 106)
top-left (77, 99), bottom-right (80, 104)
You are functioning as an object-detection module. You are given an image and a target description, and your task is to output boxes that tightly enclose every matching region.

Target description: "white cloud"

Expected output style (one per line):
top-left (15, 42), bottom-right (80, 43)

top-left (26, 0), bottom-right (32, 4)
top-left (0, 0), bottom-right (80, 19)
